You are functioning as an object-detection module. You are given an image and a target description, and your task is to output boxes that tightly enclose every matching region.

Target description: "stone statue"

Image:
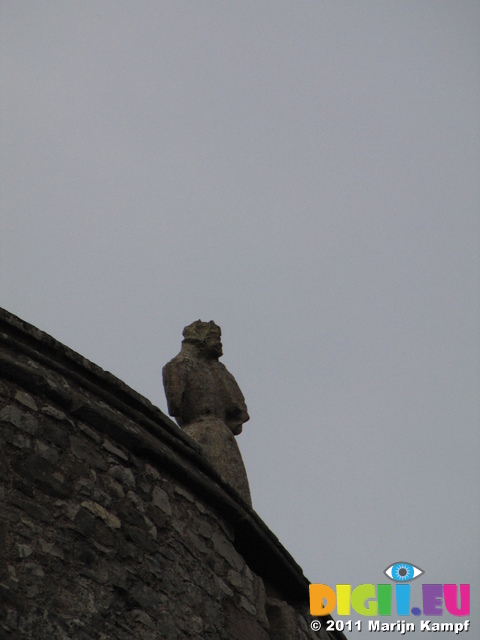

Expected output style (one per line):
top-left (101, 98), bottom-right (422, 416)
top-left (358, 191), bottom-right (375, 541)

top-left (163, 321), bottom-right (251, 505)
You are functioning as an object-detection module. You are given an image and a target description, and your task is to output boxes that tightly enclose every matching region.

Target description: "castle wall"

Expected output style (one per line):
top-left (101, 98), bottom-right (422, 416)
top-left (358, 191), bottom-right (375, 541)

top-left (0, 309), bottom-right (345, 640)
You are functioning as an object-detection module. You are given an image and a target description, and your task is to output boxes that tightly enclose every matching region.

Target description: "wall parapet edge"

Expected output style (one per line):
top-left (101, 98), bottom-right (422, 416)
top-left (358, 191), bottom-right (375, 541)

top-left (0, 307), bottom-right (347, 639)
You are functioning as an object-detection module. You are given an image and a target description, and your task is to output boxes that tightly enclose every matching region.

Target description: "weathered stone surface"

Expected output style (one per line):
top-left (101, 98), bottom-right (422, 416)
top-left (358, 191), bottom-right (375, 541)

top-left (14, 391), bottom-right (38, 411)
top-left (149, 507), bottom-right (168, 530)
top-left (74, 506), bottom-right (96, 537)
top-left (124, 525), bottom-right (157, 553)
top-left (41, 405), bottom-right (67, 421)
top-left (106, 475), bottom-right (125, 498)
top-left (108, 464), bottom-right (136, 489)
top-left (12, 455), bottom-right (71, 498)
top-left (0, 405), bottom-right (22, 428)
top-left (117, 501), bottom-right (143, 525)
top-left (0, 381), bottom-right (10, 399)
top-left (163, 320), bottom-right (249, 435)
top-left (39, 539), bottom-right (65, 560)
top-left (70, 435), bottom-right (108, 470)
top-left (16, 543), bottom-right (33, 559)
top-left (132, 608), bottom-right (155, 629)
top-left (74, 542), bottom-right (98, 570)
top-left (163, 320), bottom-right (252, 505)
top-left (183, 418), bottom-right (252, 505)
top-left (0, 405), bottom-right (38, 434)
top-left (92, 487), bottom-right (113, 508)
top-left (266, 597), bottom-right (302, 640)
top-left (103, 438), bottom-right (128, 461)
top-left (225, 602), bottom-right (270, 640)
top-left (81, 500), bottom-right (121, 529)
top-left (35, 439), bottom-right (60, 464)
top-left (10, 495), bottom-right (54, 523)
top-left (79, 423), bottom-right (103, 444)
top-left (4, 430), bottom-right (32, 449)
top-left (128, 582), bottom-right (165, 615)
top-left (174, 483), bottom-right (195, 502)
top-left (0, 308), bottom-right (342, 640)
top-left (42, 419), bottom-right (70, 449)
top-left (152, 485), bottom-right (172, 515)
top-left (108, 564), bottom-right (129, 590)
top-left (0, 437), bottom-right (9, 480)
top-left (212, 531), bottom-right (245, 572)
top-left (0, 522), bottom-right (6, 580)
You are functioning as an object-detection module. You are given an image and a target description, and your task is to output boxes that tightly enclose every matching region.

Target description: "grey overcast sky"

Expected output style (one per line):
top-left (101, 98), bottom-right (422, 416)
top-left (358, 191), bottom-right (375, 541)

top-left (1, 2), bottom-right (479, 635)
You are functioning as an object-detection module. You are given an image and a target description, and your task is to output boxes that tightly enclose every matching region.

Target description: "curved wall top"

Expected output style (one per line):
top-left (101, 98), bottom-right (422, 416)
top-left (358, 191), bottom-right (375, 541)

top-left (0, 308), bottom-right (346, 640)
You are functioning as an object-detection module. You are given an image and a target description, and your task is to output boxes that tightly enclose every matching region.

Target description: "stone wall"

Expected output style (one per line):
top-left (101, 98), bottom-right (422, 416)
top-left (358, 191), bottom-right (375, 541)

top-left (0, 309), bottom-right (346, 640)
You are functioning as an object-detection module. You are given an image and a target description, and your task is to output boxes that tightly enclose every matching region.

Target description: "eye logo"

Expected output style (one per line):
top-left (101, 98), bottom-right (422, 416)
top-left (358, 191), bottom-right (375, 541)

top-left (384, 562), bottom-right (424, 582)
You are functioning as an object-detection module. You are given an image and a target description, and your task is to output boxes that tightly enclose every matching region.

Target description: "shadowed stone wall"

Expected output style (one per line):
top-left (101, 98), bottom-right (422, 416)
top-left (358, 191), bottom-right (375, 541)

top-left (0, 309), bottom-right (346, 640)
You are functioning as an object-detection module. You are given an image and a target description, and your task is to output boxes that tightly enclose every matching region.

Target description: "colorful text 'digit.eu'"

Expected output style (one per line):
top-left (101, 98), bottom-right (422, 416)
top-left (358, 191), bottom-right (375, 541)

top-left (309, 563), bottom-right (470, 617)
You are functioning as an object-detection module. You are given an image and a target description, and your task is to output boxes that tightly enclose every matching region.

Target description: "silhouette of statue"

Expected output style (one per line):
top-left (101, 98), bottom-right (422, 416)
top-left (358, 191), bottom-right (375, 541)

top-left (163, 321), bottom-right (251, 505)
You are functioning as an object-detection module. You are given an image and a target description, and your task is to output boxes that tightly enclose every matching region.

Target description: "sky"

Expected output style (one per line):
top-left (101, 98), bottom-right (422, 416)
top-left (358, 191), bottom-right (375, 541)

top-left (1, 2), bottom-right (479, 636)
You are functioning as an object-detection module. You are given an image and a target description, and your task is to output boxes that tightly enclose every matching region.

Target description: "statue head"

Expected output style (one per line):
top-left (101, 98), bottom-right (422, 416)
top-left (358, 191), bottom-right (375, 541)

top-left (182, 320), bottom-right (223, 359)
